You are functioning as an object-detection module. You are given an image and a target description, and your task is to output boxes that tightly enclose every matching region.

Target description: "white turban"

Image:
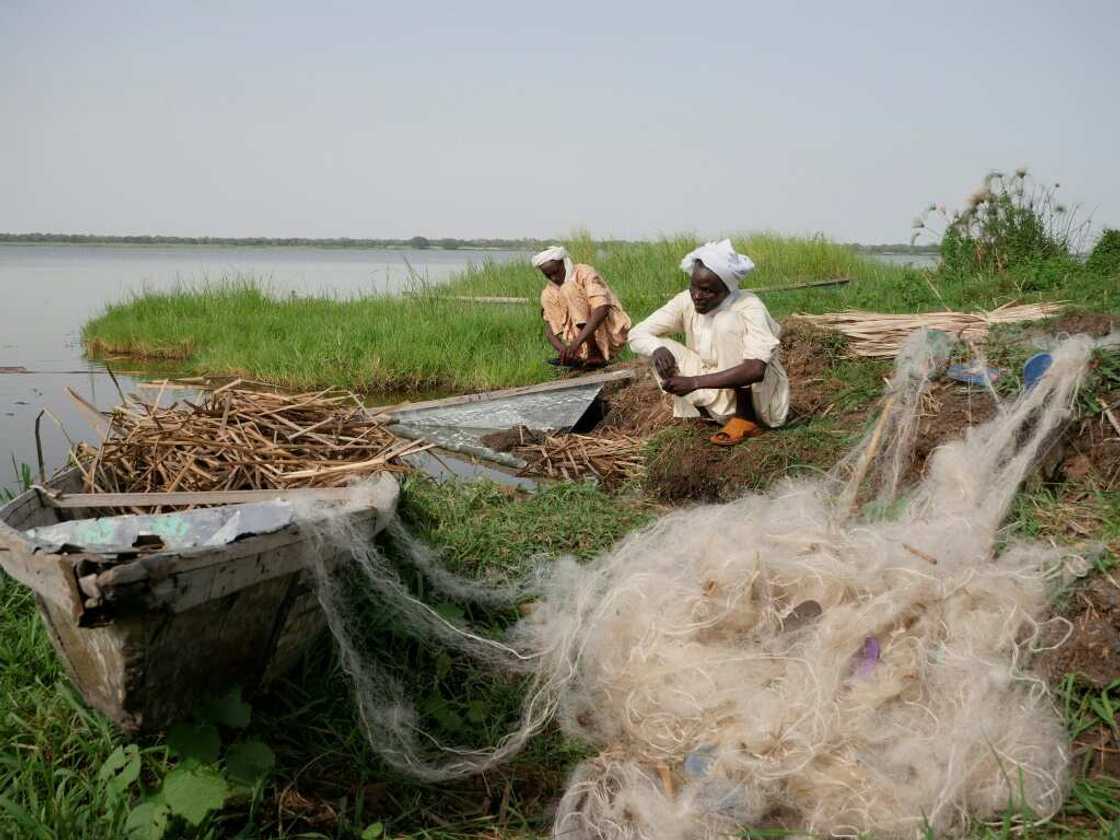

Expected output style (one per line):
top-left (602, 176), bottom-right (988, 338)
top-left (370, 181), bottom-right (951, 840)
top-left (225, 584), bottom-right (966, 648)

top-left (679, 238), bottom-right (755, 291)
top-left (531, 245), bottom-right (574, 283)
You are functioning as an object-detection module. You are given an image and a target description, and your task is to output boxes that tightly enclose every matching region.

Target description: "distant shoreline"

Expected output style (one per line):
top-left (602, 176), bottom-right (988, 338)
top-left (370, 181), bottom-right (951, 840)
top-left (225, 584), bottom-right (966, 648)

top-left (0, 233), bottom-right (542, 251)
top-left (0, 233), bottom-right (940, 254)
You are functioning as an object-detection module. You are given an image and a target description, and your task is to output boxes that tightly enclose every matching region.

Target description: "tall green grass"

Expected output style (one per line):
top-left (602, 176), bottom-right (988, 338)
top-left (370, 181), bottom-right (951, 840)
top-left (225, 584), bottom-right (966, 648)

top-left (82, 234), bottom-right (1117, 394)
top-left (84, 279), bottom-right (546, 393)
top-left (85, 233), bottom-right (1119, 395)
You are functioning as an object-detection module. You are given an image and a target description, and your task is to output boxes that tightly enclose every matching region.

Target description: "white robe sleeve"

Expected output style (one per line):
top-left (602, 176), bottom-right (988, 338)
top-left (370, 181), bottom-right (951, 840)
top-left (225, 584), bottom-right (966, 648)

top-left (736, 295), bottom-right (781, 362)
top-left (628, 292), bottom-right (689, 357)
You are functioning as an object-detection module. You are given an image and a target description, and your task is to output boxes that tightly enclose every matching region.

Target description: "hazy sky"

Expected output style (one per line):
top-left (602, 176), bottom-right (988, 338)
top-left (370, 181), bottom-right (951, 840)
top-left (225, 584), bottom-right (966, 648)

top-left (2, 1), bottom-right (1117, 243)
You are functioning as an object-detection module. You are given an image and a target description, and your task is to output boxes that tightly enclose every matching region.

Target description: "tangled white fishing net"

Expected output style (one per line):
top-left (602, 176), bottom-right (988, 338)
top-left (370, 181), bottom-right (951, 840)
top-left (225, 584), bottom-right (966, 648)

top-left (299, 330), bottom-right (1106, 839)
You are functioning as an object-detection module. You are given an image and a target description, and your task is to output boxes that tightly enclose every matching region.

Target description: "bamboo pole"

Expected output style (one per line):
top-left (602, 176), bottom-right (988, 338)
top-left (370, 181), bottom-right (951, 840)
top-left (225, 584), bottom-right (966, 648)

top-left (411, 277), bottom-right (852, 306)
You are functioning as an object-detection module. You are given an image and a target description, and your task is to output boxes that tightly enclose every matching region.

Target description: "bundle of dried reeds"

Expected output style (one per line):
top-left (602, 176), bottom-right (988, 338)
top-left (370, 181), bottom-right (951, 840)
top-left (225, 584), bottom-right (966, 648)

top-left (791, 302), bottom-right (1064, 357)
top-left (513, 432), bottom-right (645, 484)
top-left (71, 379), bottom-right (426, 495)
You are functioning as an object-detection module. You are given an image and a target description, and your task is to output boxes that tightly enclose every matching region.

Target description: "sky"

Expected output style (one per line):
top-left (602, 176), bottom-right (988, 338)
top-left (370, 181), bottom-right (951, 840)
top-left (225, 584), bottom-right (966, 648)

top-left (1, 1), bottom-right (1117, 244)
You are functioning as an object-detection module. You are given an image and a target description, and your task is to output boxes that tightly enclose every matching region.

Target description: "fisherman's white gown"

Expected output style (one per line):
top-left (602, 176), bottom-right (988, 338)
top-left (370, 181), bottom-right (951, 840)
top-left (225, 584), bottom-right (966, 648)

top-left (628, 290), bottom-right (790, 428)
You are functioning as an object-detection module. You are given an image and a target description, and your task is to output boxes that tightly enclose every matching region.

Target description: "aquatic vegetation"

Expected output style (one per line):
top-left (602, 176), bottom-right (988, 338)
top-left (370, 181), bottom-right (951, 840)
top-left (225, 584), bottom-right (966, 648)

top-left (81, 233), bottom-right (1116, 395)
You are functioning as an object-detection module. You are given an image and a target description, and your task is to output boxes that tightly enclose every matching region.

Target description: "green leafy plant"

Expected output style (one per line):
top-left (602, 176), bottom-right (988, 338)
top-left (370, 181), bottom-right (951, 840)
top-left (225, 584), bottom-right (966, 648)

top-left (913, 168), bottom-right (1089, 277)
top-left (1088, 228), bottom-right (1120, 277)
top-left (1, 460), bottom-right (33, 503)
top-left (98, 686), bottom-right (275, 839)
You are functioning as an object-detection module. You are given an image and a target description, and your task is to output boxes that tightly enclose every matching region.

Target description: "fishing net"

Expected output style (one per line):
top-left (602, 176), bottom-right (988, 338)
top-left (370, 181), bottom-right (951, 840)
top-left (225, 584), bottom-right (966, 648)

top-left (298, 330), bottom-right (1107, 839)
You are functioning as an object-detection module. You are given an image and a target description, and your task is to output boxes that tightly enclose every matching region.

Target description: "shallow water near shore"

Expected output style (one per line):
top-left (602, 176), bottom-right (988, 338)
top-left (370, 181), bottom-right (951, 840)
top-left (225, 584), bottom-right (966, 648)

top-left (0, 243), bottom-right (522, 495)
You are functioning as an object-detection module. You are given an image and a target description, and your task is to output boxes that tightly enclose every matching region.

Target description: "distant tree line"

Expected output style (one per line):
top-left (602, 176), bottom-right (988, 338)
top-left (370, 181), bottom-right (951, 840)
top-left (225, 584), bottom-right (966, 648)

top-left (0, 232), bottom-right (555, 251)
top-left (0, 232), bottom-right (941, 253)
top-left (849, 243), bottom-right (941, 254)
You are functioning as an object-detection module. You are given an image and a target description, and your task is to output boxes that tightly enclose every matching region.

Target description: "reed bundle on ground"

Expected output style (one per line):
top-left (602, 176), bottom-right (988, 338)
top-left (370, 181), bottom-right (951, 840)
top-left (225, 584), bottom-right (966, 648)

top-left (513, 432), bottom-right (645, 484)
top-left (71, 380), bottom-right (423, 496)
top-left (792, 301), bottom-right (1063, 357)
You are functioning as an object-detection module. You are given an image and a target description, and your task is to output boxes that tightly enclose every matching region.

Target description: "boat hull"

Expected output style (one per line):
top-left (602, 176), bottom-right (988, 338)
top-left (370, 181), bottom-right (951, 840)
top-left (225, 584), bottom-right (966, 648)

top-left (0, 472), bottom-right (398, 732)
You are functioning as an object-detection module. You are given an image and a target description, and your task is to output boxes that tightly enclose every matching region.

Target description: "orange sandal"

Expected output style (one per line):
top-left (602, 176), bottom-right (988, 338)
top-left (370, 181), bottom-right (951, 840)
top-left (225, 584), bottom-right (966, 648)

top-left (709, 417), bottom-right (764, 447)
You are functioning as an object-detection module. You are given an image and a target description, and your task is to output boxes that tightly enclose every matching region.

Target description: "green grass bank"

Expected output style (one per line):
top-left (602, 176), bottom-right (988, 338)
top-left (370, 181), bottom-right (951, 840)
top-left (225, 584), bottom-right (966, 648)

top-left (81, 233), bottom-right (1116, 394)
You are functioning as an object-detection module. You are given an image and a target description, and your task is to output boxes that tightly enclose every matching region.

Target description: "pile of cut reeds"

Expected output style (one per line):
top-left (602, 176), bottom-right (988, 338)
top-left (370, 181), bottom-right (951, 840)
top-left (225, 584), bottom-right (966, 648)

top-left (513, 432), bottom-right (645, 484)
top-left (71, 380), bottom-right (427, 494)
top-left (792, 302), bottom-right (1064, 358)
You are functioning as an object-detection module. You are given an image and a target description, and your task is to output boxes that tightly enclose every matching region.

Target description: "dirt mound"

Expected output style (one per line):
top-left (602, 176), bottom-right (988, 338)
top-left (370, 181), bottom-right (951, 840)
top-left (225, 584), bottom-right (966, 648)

top-left (480, 426), bottom-right (547, 452)
top-left (542, 312), bottom-right (1118, 504)
top-left (645, 422), bottom-right (849, 503)
top-left (1039, 576), bottom-right (1120, 689)
top-left (1060, 412), bottom-right (1120, 491)
top-left (640, 322), bottom-right (875, 503)
top-left (905, 382), bottom-right (1000, 484)
top-left (780, 320), bottom-right (848, 419)
top-left (1033, 574), bottom-right (1120, 781)
top-left (1047, 311), bottom-right (1117, 338)
top-left (598, 321), bottom-right (844, 438)
top-left (598, 369), bottom-right (674, 436)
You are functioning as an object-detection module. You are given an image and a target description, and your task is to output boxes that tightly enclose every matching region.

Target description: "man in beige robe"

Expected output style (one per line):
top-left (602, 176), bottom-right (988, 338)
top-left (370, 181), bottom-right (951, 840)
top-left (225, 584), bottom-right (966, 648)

top-left (533, 246), bottom-right (631, 368)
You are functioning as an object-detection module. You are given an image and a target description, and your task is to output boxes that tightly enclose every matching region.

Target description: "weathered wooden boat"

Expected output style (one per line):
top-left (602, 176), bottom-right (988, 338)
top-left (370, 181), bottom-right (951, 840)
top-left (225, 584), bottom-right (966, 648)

top-left (0, 470), bottom-right (399, 732)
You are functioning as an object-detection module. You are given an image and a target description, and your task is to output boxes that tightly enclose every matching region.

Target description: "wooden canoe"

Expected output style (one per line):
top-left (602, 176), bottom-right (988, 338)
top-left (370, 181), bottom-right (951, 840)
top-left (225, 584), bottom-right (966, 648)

top-left (0, 469), bottom-right (399, 732)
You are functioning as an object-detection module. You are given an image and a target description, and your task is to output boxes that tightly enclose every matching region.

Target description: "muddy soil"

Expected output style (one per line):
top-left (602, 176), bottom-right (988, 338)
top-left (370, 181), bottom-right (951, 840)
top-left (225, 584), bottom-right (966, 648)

top-left (634, 322), bottom-right (873, 503)
top-left (903, 382), bottom-right (1000, 485)
top-left (480, 426), bottom-right (548, 452)
top-left (1036, 574), bottom-right (1120, 778)
top-left (779, 320), bottom-right (851, 421)
top-left (598, 370), bottom-right (674, 436)
top-left (1061, 410), bottom-right (1120, 491)
top-left (1046, 311), bottom-right (1118, 338)
top-left (1039, 576), bottom-right (1120, 689)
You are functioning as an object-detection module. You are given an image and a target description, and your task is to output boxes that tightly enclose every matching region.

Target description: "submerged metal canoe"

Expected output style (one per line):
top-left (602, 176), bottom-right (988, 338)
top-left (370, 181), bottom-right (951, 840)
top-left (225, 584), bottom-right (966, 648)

top-left (0, 470), bottom-right (398, 732)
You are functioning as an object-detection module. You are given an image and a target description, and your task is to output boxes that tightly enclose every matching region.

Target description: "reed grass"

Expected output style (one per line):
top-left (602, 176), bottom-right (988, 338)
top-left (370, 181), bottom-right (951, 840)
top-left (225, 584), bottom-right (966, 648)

top-left (83, 279), bottom-right (546, 393)
top-left (83, 233), bottom-right (1119, 396)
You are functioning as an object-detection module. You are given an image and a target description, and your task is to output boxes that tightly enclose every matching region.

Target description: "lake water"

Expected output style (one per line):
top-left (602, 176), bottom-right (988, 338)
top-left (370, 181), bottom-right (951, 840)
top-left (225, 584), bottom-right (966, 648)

top-left (866, 251), bottom-right (939, 268)
top-left (0, 244), bottom-right (523, 495)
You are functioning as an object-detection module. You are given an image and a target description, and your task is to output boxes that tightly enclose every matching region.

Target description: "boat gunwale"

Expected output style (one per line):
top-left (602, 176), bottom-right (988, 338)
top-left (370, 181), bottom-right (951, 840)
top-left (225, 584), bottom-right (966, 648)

top-left (0, 470), bottom-right (400, 623)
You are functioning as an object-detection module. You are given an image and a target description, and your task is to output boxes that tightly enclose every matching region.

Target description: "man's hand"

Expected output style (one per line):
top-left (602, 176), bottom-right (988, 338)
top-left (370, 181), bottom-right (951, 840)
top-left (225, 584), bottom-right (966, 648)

top-left (652, 347), bottom-right (678, 379)
top-left (662, 375), bottom-right (698, 396)
top-left (558, 344), bottom-right (579, 366)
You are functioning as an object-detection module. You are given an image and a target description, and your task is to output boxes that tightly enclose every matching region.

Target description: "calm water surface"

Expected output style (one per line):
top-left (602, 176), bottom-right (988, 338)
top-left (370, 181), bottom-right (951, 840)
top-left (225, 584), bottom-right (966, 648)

top-left (0, 244), bottom-right (523, 495)
top-left (869, 251), bottom-right (940, 268)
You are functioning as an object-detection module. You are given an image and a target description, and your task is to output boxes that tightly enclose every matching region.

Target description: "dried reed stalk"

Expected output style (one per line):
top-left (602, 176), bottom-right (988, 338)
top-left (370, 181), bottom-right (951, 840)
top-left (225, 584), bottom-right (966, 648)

top-left (71, 380), bottom-right (423, 500)
top-left (792, 302), bottom-right (1064, 358)
top-left (513, 432), bottom-right (645, 484)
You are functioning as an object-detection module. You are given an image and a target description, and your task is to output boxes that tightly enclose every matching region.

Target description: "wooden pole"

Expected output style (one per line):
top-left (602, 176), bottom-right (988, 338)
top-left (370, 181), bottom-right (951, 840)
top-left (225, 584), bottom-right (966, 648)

top-left (408, 277), bottom-right (852, 306)
top-left (40, 486), bottom-right (375, 510)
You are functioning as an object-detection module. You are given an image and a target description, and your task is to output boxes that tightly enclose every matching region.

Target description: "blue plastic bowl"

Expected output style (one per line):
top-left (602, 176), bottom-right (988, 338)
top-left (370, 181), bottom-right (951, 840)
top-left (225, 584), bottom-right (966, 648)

top-left (1023, 352), bottom-right (1053, 390)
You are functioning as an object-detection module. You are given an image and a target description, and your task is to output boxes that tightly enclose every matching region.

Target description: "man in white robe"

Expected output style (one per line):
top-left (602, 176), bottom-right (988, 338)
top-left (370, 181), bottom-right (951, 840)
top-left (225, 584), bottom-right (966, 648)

top-left (628, 239), bottom-right (790, 444)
